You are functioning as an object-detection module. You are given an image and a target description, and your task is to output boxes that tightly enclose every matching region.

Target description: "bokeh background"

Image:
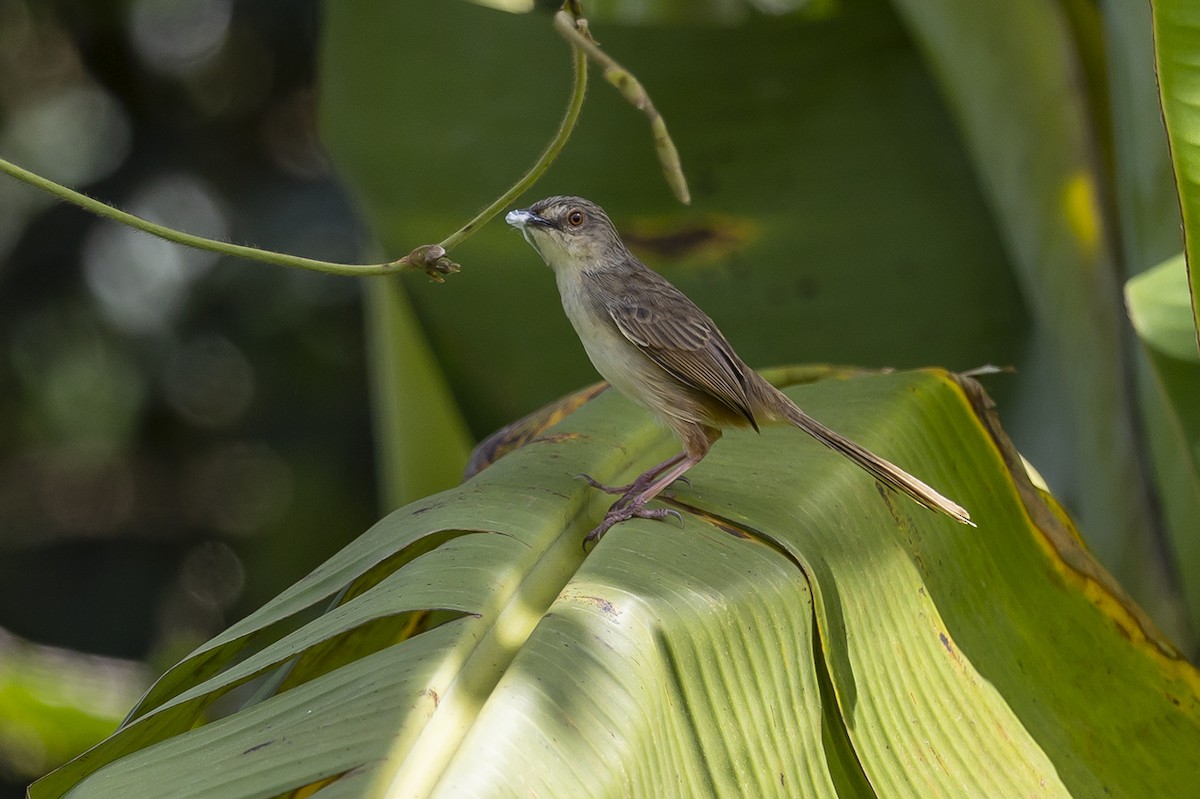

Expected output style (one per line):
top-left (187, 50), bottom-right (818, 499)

top-left (0, 1), bottom-right (378, 792)
top-left (1, 0), bottom-right (1191, 794)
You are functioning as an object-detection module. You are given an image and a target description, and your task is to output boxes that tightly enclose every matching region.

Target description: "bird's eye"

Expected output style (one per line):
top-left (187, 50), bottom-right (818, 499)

top-left (566, 210), bottom-right (585, 227)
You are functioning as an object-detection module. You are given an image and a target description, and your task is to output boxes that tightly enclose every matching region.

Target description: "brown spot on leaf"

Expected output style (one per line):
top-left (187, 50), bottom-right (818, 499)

top-left (622, 214), bottom-right (756, 264)
top-left (531, 433), bottom-right (581, 446)
top-left (579, 595), bottom-right (617, 616)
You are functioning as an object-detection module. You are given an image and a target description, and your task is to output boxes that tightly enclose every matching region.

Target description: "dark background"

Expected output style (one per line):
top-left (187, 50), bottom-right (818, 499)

top-left (0, 1), bottom-right (378, 791)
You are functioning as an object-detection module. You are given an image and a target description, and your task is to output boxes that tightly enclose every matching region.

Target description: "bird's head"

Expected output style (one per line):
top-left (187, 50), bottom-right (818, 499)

top-left (505, 195), bottom-right (625, 273)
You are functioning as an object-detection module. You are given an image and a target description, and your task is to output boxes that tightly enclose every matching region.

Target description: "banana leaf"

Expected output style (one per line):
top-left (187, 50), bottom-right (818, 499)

top-left (1151, 0), bottom-right (1200, 335)
top-left (31, 369), bottom-right (1200, 798)
top-left (890, 0), bottom-right (1168, 635)
top-left (1127, 254), bottom-right (1200, 638)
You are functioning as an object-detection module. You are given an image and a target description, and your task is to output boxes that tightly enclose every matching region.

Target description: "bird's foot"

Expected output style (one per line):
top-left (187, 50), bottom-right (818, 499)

top-left (583, 500), bottom-right (682, 548)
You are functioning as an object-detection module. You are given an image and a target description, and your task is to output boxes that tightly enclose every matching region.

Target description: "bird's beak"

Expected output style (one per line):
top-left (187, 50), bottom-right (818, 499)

top-left (505, 208), bottom-right (557, 230)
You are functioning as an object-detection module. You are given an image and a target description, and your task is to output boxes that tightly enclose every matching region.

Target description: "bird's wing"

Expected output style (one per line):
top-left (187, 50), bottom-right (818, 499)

top-left (598, 268), bottom-right (759, 429)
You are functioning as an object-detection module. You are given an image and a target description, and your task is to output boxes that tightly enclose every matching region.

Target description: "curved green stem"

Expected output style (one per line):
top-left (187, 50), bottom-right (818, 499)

top-left (0, 12), bottom-right (591, 279)
top-left (437, 18), bottom-right (588, 252)
top-left (0, 156), bottom-right (411, 276)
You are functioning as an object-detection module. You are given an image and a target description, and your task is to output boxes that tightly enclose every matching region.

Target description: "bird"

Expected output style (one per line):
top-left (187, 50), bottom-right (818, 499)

top-left (505, 195), bottom-right (972, 544)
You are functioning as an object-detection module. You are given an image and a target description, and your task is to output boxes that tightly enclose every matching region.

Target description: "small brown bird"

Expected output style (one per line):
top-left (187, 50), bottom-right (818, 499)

top-left (506, 196), bottom-right (972, 543)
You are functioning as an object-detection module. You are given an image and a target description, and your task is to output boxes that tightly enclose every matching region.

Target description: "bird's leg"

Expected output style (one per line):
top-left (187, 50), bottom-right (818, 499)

top-left (576, 451), bottom-right (688, 509)
top-left (584, 452), bottom-right (703, 544)
top-left (582, 425), bottom-right (719, 547)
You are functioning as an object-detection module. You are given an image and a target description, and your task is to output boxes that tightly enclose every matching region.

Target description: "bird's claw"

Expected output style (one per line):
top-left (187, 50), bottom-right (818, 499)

top-left (582, 500), bottom-right (682, 550)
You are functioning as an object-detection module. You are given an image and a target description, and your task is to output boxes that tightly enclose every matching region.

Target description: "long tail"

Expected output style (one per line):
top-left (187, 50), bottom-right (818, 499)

top-left (765, 387), bottom-right (974, 526)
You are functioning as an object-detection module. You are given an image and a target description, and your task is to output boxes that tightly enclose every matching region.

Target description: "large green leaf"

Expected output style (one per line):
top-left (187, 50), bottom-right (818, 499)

top-left (1151, 0), bottom-right (1200, 338)
top-left (33, 369), bottom-right (1200, 798)
top-left (1101, 0), bottom-right (1182, 275)
top-left (1128, 254), bottom-right (1200, 633)
top-left (888, 0), bottom-right (1175, 639)
top-left (0, 630), bottom-right (145, 783)
top-left (361, 279), bottom-right (474, 509)
top-left (1103, 0), bottom-right (1198, 648)
top-left (1129, 253), bottom-right (1200, 365)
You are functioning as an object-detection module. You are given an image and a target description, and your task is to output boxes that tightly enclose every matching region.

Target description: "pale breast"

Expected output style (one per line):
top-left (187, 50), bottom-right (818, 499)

top-left (556, 270), bottom-right (717, 428)
top-left (558, 271), bottom-right (649, 399)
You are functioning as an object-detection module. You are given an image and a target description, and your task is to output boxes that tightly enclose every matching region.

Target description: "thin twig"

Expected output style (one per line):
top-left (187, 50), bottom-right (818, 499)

top-left (553, 10), bottom-right (691, 205)
top-left (437, 34), bottom-right (588, 252)
top-left (0, 155), bottom-right (438, 276)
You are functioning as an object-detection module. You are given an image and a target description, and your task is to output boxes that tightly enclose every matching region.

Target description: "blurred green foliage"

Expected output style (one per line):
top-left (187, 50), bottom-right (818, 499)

top-left (0, 0), bottom-right (380, 791)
